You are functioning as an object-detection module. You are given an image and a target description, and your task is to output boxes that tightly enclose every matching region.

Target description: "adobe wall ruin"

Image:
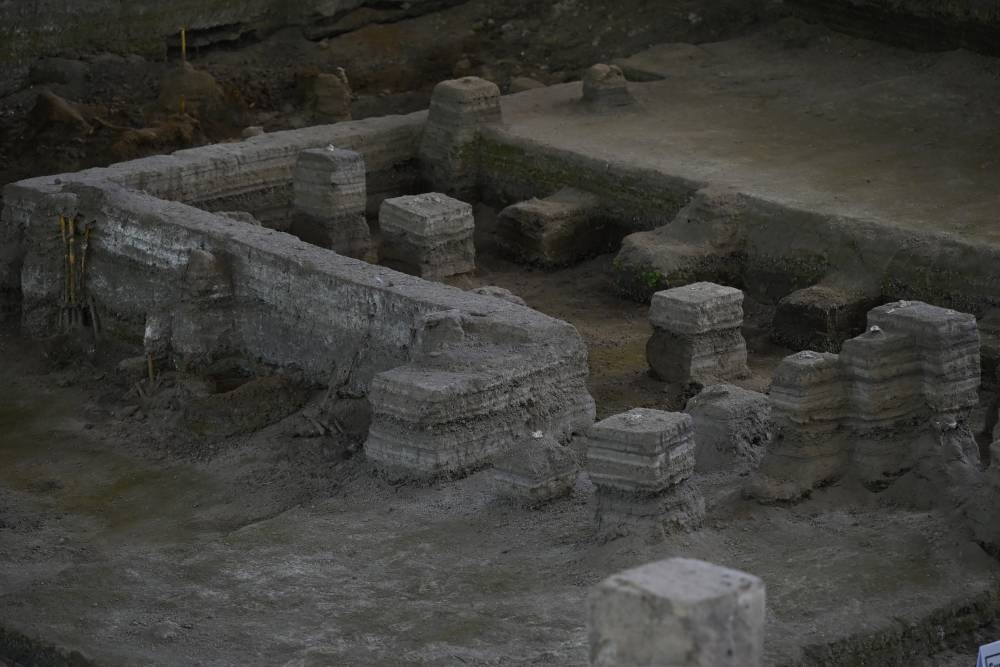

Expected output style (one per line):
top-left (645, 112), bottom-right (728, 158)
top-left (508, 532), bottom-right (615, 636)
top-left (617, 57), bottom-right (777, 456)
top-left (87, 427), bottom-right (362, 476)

top-left (0, 101), bottom-right (595, 478)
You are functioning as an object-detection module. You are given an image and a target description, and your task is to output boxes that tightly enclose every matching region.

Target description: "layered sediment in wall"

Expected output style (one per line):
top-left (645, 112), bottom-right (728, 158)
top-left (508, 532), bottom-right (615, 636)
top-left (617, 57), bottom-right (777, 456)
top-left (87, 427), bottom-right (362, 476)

top-left (612, 187), bottom-right (1000, 314)
top-left (750, 300), bottom-right (982, 501)
top-left (0, 100), bottom-right (594, 478)
top-left (1, 113), bottom-right (424, 321)
top-left (0, 0), bottom-right (461, 96)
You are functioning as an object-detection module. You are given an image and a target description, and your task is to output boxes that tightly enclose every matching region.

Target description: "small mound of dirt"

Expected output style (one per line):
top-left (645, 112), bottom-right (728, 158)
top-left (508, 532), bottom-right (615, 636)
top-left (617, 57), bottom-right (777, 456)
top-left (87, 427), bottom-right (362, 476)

top-left (156, 62), bottom-right (246, 135)
top-left (183, 375), bottom-right (312, 437)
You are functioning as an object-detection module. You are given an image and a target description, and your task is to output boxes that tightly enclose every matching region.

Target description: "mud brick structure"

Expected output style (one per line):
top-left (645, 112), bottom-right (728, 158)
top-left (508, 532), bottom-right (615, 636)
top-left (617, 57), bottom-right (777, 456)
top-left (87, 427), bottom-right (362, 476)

top-left (1, 112), bottom-right (595, 482)
top-left (292, 146), bottom-right (371, 259)
top-left (492, 433), bottom-right (579, 506)
top-left (686, 384), bottom-right (771, 473)
top-left (378, 193), bottom-right (475, 280)
top-left (418, 76), bottom-right (501, 199)
top-left (495, 187), bottom-right (613, 267)
top-left (582, 64), bottom-right (633, 110)
top-left (750, 300), bottom-right (981, 500)
top-left (647, 282), bottom-right (749, 385)
top-left (589, 558), bottom-right (766, 667)
top-left (771, 284), bottom-right (880, 352)
top-left (586, 408), bottom-right (704, 538)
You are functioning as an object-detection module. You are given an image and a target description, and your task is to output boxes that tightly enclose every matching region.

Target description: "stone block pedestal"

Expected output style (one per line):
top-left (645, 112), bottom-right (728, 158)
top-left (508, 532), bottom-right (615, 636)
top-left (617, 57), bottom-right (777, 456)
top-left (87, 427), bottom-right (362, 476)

top-left (647, 282), bottom-right (748, 385)
top-left (589, 558), bottom-right (766, 667)
top-left (586, 408), bottom-right (704, 539)
top-left (379, 193), bottom-right (475, 280)
top-left (292, 146), bottom-right (371, 259)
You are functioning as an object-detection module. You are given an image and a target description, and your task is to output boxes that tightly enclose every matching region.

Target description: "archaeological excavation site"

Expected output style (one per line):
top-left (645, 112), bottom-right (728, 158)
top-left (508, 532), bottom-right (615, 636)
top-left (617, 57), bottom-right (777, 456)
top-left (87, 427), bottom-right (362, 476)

top-left (4, 1), bottom-right (1000, 665)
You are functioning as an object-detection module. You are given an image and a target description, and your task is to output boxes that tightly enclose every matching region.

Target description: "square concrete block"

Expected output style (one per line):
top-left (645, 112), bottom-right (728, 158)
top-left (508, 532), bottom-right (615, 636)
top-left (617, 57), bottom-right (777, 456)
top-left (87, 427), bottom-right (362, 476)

top-left (379, 193), bottom-right (475, 279)
top-left (648, 283), bottom-right (748, 385)
top-left (419, 77), bottom-right (502, 196)
top-left (589, 558), bottom-right (765, 667)
top-left (771, 284), bottom-right (877, 352)
top-left (649, 282), bottom-right (744, 335)
top-left (292, 147), bottom-right (371, 259)
top-left (582, 64), bottom-right (633, 109)
top-left (495, 187), bottom-right (612, 267)
top-left (427, 76), bottom-right (502, 124)
top-left (586, 408), bottom-right (694, 494)
top-left (293, 147), bottom-right (366, 219)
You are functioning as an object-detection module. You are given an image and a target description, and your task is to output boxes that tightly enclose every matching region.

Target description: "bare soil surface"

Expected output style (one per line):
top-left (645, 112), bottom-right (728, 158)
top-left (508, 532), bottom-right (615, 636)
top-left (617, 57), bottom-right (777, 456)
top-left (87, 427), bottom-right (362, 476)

top-left (498, 18), bottom-right (1000, 243)
top-left (1, 253), bottom-right (998, 665)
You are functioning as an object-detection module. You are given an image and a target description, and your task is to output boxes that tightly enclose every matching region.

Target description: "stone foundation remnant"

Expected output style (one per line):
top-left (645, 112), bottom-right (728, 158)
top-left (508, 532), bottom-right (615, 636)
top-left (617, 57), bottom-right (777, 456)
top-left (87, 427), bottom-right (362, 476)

top-left (292, 146), bottom-right (372, 259)
top-left (379, 192), bottom-right (475, 280)
top-left (418, 76), bottom-right (502, 198)
top-left (686, 384), bottom-right (770, 473)
top-left (582, 64), bottom-right (633, 110)
top-left (771, 283), bottom-right (879, 352)
top-left (749, 300), bottom-right (980, 501)
top-left (647, 282), bottom-right (749, 385)
top-left (2, 108), bottom-right (596, 482)
top-left (588, 558), bottom-right (765, 667)
top-left (492, 432), bottom-right (578, 506)
top-left (143, 248), bottom-right (236, 370)
top-left (586, 408), bottom-right (704, 539)
top-left (495, 187), bottom-right (614, 267)
top-left (364, 306), bottom-right (595, 479)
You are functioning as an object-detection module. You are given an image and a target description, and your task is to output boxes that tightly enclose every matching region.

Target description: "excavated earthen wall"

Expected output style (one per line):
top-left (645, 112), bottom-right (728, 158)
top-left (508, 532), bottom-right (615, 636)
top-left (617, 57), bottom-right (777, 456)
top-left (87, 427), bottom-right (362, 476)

top-left (0, 107), bottom-right (595, 477)
top-left (0, 0), bottom-right (459, 96)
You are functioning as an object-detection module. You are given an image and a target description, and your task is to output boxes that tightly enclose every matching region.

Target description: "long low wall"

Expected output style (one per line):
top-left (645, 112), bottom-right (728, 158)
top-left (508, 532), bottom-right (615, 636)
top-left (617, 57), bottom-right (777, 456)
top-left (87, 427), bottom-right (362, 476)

top-left (88, 112), bottom-right (426, 222)
top-left (0, 108), bottom-right (595, 477)
top-left (476, 124), bottom-right (1000, 316)
top-left (1, 113), bottom-right (425, 319)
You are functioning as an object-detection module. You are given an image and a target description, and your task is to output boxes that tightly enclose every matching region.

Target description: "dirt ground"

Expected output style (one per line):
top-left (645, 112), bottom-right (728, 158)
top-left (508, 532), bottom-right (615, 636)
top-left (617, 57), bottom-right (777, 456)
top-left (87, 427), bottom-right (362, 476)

top-left (1, 307), bottom-right (998, 666)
